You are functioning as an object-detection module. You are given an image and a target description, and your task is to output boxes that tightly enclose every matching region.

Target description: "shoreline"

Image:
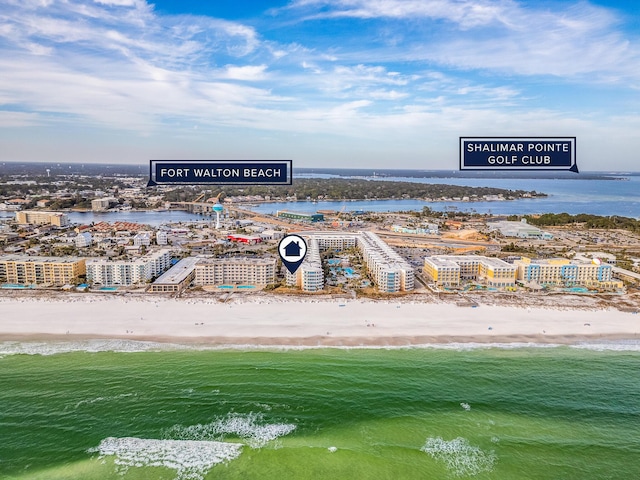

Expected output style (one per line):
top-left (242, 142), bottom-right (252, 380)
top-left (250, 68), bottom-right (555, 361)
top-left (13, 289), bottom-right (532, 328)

top-left (2, 293), bottom-right (639, 347)
top-left (1, 332), bottom-right (638, 347)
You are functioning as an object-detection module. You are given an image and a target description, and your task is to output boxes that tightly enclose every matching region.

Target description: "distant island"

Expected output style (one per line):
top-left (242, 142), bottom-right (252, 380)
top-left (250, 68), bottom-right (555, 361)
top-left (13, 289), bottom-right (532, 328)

top-left (295, 167), bottom-right (630, 181)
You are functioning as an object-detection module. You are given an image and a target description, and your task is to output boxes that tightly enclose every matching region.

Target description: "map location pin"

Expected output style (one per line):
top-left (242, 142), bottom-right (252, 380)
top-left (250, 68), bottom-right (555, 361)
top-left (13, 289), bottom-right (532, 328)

top-left (278, 234), bottom-right (308, 274)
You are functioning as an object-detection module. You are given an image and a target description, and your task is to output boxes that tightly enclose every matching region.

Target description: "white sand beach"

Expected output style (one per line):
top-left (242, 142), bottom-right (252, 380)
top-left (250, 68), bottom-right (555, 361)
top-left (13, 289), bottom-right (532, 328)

top-left (1, 293), bottom-right (639, 346)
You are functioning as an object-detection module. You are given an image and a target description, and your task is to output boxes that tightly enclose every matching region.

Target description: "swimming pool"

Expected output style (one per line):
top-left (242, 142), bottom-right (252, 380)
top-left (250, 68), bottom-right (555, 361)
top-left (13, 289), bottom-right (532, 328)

top-left (564, 287), bottom-right (590, 293)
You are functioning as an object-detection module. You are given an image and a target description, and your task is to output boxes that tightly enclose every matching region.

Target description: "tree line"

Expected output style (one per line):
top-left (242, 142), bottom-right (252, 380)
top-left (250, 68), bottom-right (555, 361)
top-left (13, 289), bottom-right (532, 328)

top-left (522, 213), bottom-right (640, 233)
top-left (164, 178), bottom-right (544, 202)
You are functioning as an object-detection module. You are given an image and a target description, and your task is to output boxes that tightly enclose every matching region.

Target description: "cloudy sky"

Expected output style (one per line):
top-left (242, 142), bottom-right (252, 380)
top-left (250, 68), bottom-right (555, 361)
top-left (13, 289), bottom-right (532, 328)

top-left (1, 0), bottom-right (639, 170)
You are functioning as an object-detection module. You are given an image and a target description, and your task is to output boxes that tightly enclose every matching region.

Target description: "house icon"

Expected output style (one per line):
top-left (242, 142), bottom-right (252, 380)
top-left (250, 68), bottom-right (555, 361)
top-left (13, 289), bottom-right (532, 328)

top-left (283, 240), bottom-right (302, 257)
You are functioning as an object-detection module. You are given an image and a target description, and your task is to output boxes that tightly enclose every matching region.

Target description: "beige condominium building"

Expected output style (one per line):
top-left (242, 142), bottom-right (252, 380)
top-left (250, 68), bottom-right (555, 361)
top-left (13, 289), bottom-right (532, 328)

top-left (0, 255), bottom-right (85, 285)
top-left (149, 257), bottom-right (200, 293)
top-left (91, 197), bottom-right (116, 211)
top-left (149, 256), bottom-right (277, 292)
top-left (15, 210), bottom-right (69, 227)
top-left (423, 255), bottom-right (517, 288)
top-left (194, 257), bottom-right (277, 287)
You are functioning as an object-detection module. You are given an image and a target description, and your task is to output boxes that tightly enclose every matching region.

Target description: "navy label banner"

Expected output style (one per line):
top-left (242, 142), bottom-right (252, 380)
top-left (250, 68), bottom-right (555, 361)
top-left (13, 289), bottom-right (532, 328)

top-left (148, 160), bottom-right (292, 186)
top-left (460, 137), bottom-right (577, 172)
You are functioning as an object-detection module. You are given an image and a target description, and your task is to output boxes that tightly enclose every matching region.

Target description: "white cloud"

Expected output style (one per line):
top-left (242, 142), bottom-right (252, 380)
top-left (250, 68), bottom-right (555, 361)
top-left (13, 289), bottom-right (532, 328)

top-left (286, 0), bottom-right (518, 28)
top-left (284, 0), bottom-right (640, 81)
top-left (0, 111), bottom-right (44, 127)
top-left (223, 65), bottom-right (268, 81)
top-left (368, 89), bottom-right (408, 100)
top-left (94, 0), bottom-right (139, 6)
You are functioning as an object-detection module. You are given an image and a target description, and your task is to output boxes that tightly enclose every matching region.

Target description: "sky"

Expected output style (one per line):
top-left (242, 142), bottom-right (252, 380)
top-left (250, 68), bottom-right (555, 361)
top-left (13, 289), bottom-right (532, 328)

top-left (1, 0), bottom-right (639, 170)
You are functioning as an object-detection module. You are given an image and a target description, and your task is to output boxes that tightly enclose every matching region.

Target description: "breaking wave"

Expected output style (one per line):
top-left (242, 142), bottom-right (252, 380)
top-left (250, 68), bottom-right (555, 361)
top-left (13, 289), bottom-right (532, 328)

top-left (5, 339), bottom-right (640, 357)
top-left (88, 437), bottom-right (242, 480)
top-left (165, 412), bottom-right (297, 449)
top-left (0, 340), bottom-right (181, 356)
top-left (421, 436), bottom-right (496, 477)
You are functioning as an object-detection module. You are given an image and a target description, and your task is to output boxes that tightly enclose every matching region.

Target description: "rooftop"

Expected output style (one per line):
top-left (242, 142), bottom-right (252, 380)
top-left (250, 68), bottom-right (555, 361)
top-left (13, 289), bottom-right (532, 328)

top-left (152, 257), bottom-right (200, 285)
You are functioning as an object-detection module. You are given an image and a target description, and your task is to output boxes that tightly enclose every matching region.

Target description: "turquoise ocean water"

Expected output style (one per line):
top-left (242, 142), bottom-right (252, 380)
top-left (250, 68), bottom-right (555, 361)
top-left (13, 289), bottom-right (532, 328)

top-left (1, 343), bottom-right (639, 479)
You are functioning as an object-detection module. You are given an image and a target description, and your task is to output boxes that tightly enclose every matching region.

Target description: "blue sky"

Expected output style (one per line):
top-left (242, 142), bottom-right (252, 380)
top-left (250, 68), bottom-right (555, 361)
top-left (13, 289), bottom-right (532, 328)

top-left (1, 0), bottom-right (639, 170)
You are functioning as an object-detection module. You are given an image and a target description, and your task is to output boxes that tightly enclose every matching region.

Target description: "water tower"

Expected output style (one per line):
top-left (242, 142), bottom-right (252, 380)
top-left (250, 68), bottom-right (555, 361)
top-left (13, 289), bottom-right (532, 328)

top-left (212, 203), bottom-right (224, 229)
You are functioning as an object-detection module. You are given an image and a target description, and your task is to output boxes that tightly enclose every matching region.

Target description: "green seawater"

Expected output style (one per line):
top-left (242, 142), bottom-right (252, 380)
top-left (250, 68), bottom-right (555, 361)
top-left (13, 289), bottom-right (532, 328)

top-left (1, 345), bottom-right (639, 479)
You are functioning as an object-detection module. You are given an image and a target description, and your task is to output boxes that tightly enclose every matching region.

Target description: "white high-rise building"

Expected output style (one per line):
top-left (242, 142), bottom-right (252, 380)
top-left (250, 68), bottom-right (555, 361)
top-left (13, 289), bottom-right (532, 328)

top-left (285, 232), bottom-right (413, 293)
top-left (285, 237), bottom-right (324, 292)
top-left (86, 249), bottom-right (172, 286)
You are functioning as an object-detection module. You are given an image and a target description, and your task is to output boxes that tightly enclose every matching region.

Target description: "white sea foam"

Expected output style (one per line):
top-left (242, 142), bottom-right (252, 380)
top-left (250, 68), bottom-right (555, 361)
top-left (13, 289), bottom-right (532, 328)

top-left (0, 341), bottom-right (565, 356)
top-left (460, 402), bottom-right (471, 411)
top-left (5, 339), bottom-right (640, 356)
top-left (187, 342), bottom-right (565, 351)
top-left (165, 412), bottom-right (296, 449)
top-left (571, 340), bottom-right (640, 352)
top-left (421, 436), bottom-right (496, 477)
top-left (0, 340), bottom-right (183, 356)
top-left (88, 437), bottom-right (242, 480)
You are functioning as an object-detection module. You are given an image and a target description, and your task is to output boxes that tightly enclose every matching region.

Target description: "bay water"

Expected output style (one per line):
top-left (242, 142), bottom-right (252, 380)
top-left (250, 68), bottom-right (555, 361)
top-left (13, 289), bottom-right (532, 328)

top-left (1, 175), bottom-right (638, 225)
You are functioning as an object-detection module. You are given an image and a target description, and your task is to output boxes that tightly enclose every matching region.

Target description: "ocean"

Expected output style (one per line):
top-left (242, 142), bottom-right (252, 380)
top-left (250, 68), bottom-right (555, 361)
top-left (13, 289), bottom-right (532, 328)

top-left (1, 343), bottom-right (639, 479)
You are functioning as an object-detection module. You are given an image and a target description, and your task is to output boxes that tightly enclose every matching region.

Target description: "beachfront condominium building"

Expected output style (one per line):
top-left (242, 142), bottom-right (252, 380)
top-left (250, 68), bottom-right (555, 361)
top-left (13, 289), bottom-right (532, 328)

top-left (0, 255), bottom-right (86, 285)
top-left (194, 257), bottom-right (277, 287)
top-left (286, 232), bottom-right (414, 293)
top-left (422, 257), bottom-right (462, 287)
top-left (85, 249), bottom-right (172, 286)
top-left (514, 257), bottom-right (620, 289)
top-left (15, 210), bottom-right (69, 227)
top-left (358, 232), bottom-right (414, 292)
top-left (149, 257), bottom-right (200, 293)
top-left (423, 255), bottom-right (517, 288)
top-left (286, 237), bottom-right (324, 292)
